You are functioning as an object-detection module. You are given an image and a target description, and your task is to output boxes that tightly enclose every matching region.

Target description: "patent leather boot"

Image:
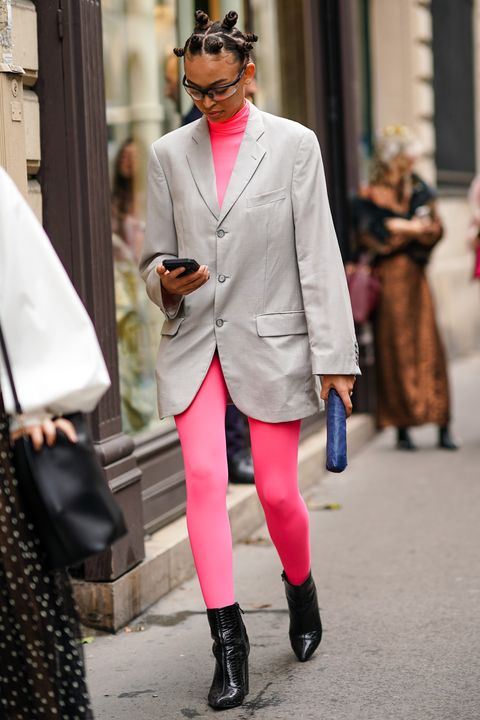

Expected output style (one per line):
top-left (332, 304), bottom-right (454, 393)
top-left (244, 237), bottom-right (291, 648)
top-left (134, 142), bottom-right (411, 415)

top-left (282, 571), bottom-right (322, 662)
top-left (206, 602), bottom-right (250, 710)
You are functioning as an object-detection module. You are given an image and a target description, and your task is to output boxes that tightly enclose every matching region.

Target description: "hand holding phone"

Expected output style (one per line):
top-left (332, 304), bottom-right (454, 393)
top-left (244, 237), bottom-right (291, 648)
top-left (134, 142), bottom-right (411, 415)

top-left (156, 258), bottom-right (209, 297)
top-left (163, 258), bottom-right (200, 278)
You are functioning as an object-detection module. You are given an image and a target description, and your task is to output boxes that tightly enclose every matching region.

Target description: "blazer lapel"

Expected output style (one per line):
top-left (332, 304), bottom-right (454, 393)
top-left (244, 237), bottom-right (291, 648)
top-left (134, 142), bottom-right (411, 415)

top-left (186, 116), bottom-right (220, 220)
top-left (218, 104), bottom-right (266, 226)
top-left (185, 104), bottom-right (266, 225)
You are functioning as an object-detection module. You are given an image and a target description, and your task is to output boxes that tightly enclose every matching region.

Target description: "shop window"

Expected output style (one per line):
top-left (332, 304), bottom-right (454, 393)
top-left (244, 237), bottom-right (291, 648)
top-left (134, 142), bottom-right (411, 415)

top-left (355, 0), bottom-right (374, 185)
top-left (102, 0), bottom-right (193, 436)
top-left (432, 0), bottom-right (476, 188)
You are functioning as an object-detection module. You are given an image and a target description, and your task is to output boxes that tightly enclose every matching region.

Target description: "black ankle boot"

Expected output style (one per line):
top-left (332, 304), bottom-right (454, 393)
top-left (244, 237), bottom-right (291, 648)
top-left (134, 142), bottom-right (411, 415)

top-left (206, 602), bottom-right (249, 710)
top-left (282, 571), bottom-right (322, 662)
top-left (438, 426), bottom-right (459, 450)
top-left (396, 427), bottom-right (417, 451)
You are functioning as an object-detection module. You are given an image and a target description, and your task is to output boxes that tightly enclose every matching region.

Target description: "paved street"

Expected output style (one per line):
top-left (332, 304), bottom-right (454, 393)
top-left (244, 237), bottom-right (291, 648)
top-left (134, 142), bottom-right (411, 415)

top-left (86, 354), bottom-right (480, 720)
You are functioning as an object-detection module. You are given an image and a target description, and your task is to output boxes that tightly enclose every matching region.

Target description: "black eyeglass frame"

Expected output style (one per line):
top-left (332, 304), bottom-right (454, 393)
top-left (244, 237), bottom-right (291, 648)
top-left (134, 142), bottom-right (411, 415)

top-left (182, 64), bottom-right (247, 101)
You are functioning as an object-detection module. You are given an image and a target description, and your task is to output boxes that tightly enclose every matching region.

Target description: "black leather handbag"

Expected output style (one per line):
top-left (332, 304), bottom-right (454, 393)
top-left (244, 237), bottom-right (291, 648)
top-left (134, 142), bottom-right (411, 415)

top-left (0, 323), bottom-right (127, 569)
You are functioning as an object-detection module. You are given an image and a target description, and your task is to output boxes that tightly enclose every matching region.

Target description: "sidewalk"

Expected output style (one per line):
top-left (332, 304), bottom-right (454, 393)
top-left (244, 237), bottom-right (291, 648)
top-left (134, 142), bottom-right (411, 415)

top-left (86, 354), bottom-right (480, 720)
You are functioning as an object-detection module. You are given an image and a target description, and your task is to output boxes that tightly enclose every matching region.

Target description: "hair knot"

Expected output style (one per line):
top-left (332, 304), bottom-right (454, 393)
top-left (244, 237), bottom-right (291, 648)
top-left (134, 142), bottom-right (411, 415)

top-left (222, 11), bottom-right (238, 31)
top-left (194, 10), bottom-right (211, 31)
top-left (204, 36), bottom-right (224, 53)
top-left (188, 33), bottom-right (203, 52)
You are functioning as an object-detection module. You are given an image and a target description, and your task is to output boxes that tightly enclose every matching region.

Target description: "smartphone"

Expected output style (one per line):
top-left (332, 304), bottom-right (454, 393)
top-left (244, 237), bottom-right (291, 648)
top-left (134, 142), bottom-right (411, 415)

top-left (162, 258), bottom-right (200, 278)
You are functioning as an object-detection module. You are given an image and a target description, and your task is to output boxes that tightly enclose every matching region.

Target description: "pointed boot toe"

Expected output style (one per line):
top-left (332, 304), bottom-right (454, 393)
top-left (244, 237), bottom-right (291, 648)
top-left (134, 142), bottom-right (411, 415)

top-left (208, 680), bottom-right (247, 710)
top-left (282, 571), bottom-right (322, 662)
top-left (207, 603), bottom-right (249, 710)
top-left (290, 629), bottom-right (323, 662)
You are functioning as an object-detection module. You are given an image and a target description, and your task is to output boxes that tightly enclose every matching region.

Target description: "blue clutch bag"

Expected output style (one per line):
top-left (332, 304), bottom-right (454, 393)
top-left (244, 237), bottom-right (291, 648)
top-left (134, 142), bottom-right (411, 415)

top-left (326, 389), bottom-right (348, 473)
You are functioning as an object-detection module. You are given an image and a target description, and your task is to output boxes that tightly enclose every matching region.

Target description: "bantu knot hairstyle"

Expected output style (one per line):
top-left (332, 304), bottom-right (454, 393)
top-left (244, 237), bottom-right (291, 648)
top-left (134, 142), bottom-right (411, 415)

top-left (174, 9), bottom-right (259, 64)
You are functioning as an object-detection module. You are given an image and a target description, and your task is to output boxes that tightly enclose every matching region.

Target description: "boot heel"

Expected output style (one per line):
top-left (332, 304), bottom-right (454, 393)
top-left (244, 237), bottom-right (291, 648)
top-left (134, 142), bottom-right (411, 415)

top-left (244, 660), bottom-right (249, 696)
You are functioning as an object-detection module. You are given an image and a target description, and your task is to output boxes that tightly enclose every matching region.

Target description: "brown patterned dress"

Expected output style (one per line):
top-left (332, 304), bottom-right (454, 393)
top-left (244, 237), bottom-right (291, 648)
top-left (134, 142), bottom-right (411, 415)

top-left (353, 179), bottom-right (450, 429)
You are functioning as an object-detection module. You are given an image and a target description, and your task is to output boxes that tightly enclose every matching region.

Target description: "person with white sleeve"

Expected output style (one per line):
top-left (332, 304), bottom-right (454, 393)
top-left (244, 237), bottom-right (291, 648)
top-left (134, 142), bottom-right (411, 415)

top-left (0, 167), bottom-right (110, 719)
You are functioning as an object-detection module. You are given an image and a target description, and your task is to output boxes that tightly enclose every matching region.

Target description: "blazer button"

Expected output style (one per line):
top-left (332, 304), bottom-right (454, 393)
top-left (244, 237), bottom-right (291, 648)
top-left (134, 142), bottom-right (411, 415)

top-left (216, 319), bottom-right (224, 328)
top-left (218, 274), bottom-right (226, 283)
top-left (216, 229), bottom-right (225, 238)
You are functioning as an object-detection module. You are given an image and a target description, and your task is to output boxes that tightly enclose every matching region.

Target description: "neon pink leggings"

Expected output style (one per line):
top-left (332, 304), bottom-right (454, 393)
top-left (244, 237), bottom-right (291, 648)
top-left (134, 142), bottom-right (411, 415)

top-left (175, 354), bottom-right (311, 608)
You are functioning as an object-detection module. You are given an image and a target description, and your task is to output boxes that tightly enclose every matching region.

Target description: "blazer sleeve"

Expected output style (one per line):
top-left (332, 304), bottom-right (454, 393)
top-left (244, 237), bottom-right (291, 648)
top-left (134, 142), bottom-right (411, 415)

top-left (0, 169), bottom-right (111, 425)
top-left (139, 144), bottom-right (184, 320)
top-left (292, 130), bottom-right (360, 376)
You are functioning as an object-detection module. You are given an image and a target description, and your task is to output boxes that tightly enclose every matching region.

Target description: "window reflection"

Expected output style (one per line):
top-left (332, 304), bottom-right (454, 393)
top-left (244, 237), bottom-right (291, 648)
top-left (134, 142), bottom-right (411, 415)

top-left (103, 0), bottom-right (183, 435)
top-left (111, 139), bottom-right (156, 434)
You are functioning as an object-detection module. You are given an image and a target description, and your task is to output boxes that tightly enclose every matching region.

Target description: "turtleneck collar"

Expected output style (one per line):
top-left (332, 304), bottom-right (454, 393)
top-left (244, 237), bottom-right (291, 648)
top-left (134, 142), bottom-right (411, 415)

top-left (207, 100), bottom-right (250, 135)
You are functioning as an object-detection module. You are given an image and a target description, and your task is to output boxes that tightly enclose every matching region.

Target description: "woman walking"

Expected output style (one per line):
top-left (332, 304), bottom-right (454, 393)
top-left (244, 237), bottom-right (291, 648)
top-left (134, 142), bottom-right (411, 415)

top-left (140, 10), bottom-right (359, 710)
top-left (0, 167), bottom-right (110, 718)
top-left (353, 128), bottom-right (457, 450)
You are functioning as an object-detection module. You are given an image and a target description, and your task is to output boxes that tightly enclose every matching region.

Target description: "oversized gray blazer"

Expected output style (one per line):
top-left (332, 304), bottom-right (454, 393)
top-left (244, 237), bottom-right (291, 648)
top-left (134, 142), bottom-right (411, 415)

top-left (140, 102), bottom-right (360, 422)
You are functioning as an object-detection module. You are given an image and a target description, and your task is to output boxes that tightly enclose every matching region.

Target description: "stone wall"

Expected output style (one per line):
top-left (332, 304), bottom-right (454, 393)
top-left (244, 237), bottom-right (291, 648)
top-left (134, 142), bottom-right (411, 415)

top-left (0, 0), bottom-right (40, 216)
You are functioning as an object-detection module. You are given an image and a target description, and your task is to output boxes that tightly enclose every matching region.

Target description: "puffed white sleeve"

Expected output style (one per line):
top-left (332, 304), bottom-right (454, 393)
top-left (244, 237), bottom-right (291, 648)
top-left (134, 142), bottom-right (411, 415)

top-left (0, 169), bottom-right (111, 425)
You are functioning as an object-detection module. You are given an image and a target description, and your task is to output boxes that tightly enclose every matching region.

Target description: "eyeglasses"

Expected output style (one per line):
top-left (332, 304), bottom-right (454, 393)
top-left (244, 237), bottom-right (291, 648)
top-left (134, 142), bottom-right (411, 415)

top-left (182, 65), bottom-right (246, 102)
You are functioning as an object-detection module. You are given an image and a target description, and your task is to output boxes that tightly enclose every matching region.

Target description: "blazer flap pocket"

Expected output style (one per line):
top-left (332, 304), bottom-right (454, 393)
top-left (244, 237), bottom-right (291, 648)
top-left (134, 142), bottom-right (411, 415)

top-left (246, 187), bottom-right (287, 208)
top-left (161, 315), bottom-right (185, 336)
top-left (256, 311), bottom-right (307, 337)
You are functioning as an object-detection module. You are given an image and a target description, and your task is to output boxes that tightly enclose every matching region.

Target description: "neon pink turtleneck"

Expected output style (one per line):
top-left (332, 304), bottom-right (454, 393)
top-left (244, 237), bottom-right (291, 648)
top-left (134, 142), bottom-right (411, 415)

top-left (208, 100), bottom-right (250, 207)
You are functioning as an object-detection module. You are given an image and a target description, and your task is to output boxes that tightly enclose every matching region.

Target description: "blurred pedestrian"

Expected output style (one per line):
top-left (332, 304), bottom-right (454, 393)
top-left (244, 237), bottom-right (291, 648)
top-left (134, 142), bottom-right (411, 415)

top-left (140, 9), bottom-right (359, 710)
top-left (0, 167), bottom-right (110, 718)
top-left (467, 174), bottom-right (480, 279)
top-left (111, 139), bottom-right (157, 434)
top-left (352, 126), bottom-right (457, 450)
top-left (111, 138), bottom-right (144, 262)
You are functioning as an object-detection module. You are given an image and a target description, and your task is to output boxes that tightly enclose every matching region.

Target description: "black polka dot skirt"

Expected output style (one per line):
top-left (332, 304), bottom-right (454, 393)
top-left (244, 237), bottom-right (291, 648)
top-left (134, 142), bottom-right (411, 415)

top-left (0, 398), bottom-right (94, 719)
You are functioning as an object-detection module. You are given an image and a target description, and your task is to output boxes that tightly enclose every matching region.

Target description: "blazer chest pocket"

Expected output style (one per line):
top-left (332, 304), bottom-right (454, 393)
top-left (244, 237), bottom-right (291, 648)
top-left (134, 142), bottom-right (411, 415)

top-left (246, 187), bottom-right (287, 208)
top-left (161, 316), bottom-right (185, 337)
top-left (256, 311), bottom-right (307, 337)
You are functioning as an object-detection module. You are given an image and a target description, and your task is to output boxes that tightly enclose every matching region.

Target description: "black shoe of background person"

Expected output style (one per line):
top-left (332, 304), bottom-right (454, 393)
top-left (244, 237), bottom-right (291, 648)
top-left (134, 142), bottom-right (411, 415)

top-left (228, 448), bottom-right (255, 484)
top-left (438, 425), bottom-right (459, 450)
top-left (282, 571), bottom-right (322, 662)
top-left (396, 427), bottom-right (417, 451)
top-left (226, 405), bottom-right (254, 483)
top-left (206, 603), bottom-right (250, 710)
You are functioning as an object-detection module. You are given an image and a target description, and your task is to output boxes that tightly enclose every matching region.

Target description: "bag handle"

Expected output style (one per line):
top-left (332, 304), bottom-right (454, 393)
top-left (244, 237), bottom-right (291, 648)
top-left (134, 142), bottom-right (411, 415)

top-left (0, 321), bottom-right (24, 417)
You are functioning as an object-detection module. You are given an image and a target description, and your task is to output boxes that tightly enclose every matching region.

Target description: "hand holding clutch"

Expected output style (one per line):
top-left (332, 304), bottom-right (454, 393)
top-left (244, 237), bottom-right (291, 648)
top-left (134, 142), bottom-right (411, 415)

top-left (326, 389), bottom-right (348, 473)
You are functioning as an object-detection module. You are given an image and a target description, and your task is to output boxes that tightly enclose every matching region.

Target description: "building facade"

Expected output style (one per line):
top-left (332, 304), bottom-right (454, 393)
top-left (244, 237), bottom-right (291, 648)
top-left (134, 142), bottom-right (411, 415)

top-left (1, 0), bottom-right (478, 626)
